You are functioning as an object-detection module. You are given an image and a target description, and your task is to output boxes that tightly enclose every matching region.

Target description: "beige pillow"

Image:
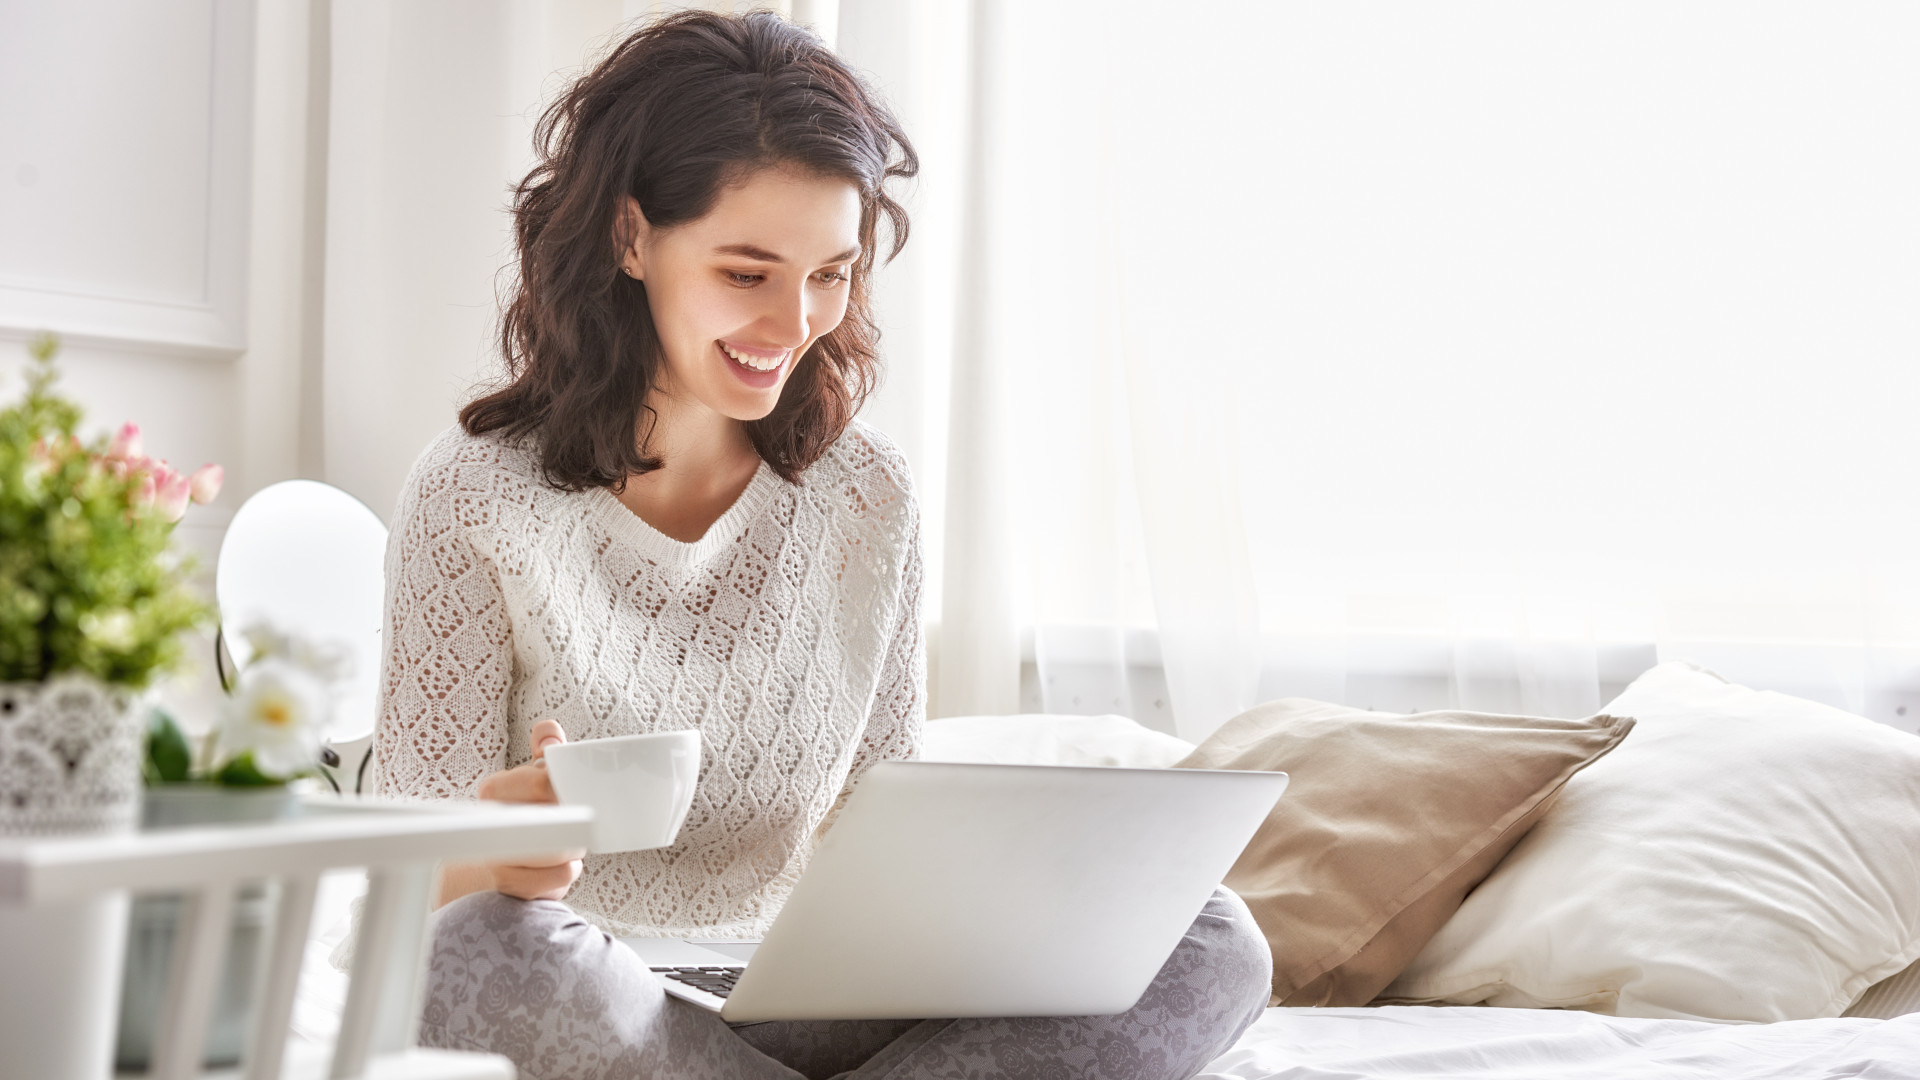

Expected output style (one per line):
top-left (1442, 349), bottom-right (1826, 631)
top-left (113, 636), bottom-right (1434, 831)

top-left (1177, 699), bottom-right (1634, 1007)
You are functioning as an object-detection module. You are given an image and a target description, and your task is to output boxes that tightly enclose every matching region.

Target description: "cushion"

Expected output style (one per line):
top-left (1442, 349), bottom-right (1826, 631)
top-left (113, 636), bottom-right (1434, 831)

top-left (920, 713), bottom-right (1196, 769)
top-left (1177, 699), bottom-right (1634, 1007)
top-left (1383, 661), bottom-right (1920, 1022)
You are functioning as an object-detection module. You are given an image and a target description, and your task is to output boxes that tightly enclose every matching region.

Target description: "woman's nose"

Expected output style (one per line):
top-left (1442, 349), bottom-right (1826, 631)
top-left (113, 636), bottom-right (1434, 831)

top-left (761, 285), bottom-right (811, 348)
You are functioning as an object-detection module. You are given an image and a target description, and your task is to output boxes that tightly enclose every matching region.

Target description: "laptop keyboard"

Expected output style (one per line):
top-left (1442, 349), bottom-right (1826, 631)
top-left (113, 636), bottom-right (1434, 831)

top-left (651, 965), bottom-right (742, 998)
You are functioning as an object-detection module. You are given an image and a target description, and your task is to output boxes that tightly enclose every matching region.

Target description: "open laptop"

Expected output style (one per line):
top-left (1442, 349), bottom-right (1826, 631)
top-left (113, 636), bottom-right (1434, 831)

top-left (622, 760), bottom-right (1288, 1022)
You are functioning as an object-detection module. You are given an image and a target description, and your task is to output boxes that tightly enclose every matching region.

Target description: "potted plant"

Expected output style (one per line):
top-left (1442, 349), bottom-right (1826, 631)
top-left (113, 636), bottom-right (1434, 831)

top-left (0, 332), bottom-right (219, 836)
top-left (0, 332), bottom-right (220, 1080)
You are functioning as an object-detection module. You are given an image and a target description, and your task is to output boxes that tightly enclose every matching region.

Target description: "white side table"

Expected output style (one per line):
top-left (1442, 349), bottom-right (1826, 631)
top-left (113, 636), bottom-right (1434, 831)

top-left (0, 795), bottom-right (592, 1080)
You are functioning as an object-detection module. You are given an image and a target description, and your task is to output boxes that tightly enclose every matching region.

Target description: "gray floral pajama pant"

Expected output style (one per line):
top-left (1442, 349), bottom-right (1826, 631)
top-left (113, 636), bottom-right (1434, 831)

top-left (419, 887), bottom-right (1271, 1080)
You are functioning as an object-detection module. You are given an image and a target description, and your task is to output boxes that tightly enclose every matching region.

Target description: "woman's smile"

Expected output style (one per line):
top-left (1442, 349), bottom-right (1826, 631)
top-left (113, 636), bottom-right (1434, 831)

top-left (718, 340), bottom-right (787, 386)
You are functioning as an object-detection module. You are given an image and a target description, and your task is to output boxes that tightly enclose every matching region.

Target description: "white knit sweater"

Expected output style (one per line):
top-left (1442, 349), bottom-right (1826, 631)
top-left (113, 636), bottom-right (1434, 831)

top-left (372, 420), bottom-right (925, 939)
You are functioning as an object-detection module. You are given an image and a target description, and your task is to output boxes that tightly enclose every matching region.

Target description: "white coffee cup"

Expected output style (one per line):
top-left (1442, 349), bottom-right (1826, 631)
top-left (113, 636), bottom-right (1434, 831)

top-left (543, 730), bottom-right (702, 854)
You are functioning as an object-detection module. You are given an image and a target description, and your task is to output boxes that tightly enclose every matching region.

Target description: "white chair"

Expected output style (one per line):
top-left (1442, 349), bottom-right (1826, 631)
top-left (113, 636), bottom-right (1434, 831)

top-left (216, 480), bottom-right (387, 793)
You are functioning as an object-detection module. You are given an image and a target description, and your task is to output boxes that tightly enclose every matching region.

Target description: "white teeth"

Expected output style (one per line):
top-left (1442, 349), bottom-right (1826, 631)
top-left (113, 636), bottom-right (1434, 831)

top-left (722, 344), bottom-right (783, 372)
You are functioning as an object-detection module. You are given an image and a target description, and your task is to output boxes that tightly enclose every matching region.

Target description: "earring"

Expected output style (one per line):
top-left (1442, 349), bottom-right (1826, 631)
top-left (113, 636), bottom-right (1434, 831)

top-left (621, 265), bottom-right (637, 279)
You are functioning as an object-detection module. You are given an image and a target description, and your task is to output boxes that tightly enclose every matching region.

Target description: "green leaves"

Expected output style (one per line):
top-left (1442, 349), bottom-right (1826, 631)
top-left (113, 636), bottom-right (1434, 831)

top-left (210, 751), bottom-right (282, 787)
top-left (0, 333), bottom-right (210, 687)
top-left (143, 707), bottom-right (193, 784)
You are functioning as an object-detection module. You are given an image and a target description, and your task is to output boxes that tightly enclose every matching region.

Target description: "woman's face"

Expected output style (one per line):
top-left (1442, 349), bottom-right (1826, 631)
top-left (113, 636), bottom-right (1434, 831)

top-left (622, 166), bottom-right (863, 425)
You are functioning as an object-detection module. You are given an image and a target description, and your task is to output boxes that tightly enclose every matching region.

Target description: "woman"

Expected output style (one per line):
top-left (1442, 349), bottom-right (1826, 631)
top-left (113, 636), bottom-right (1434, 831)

top-left (376, 11), bottom-right (1271, 1079)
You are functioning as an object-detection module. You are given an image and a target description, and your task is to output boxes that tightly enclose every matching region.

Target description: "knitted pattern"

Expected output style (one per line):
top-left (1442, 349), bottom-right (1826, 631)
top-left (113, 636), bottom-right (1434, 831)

top-left (373, 420), bottom-right (924, 939)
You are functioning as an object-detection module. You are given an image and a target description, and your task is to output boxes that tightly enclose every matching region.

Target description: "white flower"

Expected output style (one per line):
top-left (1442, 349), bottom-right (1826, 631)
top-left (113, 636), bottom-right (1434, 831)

top-left (240, 622), bottom-right (353, 684)
top-left (218, 658), bottom-right (328, 779)
top-left (239, 623), bottom-right (295, 663)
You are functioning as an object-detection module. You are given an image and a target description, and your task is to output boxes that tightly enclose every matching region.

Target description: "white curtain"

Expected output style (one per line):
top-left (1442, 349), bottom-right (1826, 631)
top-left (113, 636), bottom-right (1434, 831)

top-left (926, 1), bottom-right (1920, 739)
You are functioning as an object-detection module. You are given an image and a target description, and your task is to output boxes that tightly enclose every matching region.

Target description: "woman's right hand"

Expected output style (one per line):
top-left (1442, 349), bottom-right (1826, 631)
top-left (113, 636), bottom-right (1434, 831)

top-left (470, 718), bottom-right (586, 901)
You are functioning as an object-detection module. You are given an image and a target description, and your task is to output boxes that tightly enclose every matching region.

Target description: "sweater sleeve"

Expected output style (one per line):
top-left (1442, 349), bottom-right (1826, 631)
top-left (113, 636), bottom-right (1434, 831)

top-left (852, 513), bottom-right (926, 775)
top-left (848, 422), bottom-right (927, 778)
top-left (371, 447), bottom-right (515, 800)
top-left (811, 473), bottom-right (926, 846)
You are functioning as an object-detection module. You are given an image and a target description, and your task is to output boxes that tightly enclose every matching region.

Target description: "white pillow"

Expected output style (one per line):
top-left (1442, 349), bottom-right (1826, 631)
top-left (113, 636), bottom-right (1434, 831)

top-left (921, 713), bottom-right (1196, 769)
top-left (1382, 661), bottom-right (1920, 1022)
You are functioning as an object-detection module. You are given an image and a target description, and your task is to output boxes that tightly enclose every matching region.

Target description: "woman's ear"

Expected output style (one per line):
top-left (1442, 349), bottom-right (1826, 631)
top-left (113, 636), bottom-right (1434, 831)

top-left (616, 195), bottom-right (651, 280)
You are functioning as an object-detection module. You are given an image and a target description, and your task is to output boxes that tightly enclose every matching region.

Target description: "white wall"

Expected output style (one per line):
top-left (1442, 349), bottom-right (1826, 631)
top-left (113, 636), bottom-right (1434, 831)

top-left (1, 0), bottom-right (271, 724)
top-left (0, 0), bottom-right (255, 495)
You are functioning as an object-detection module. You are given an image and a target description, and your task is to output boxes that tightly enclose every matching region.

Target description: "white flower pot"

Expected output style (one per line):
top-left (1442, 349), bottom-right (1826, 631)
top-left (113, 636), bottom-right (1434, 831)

top-left (0, 673), bottom-right (143, 836)
top-left (0, 674), bottom-right (144, 1080)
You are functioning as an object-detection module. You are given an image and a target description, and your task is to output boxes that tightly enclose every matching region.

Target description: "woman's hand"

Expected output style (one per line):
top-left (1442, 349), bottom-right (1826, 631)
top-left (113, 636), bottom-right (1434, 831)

top-left (438, 719), bottom-right (586, 905)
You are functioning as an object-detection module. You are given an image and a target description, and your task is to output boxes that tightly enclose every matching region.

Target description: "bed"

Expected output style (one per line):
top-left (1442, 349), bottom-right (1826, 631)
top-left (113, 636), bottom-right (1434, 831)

top-left (292, 954), bottom-right (1920, 1080)
top-left (293, 666), bottom-right (1920, 1078)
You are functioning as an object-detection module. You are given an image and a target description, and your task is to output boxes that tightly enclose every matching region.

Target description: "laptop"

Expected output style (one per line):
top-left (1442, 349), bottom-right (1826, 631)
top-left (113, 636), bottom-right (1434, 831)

top-left (622, 760), bottom-right (1288, 1022)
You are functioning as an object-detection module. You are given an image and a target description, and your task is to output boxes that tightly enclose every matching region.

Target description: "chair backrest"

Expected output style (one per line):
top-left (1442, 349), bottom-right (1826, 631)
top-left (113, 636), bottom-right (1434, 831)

top-left (216, 480), bottom-right (388, 741)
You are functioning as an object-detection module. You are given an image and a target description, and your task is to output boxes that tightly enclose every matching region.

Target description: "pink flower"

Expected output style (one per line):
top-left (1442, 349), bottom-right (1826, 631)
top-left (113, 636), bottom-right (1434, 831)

top-left (105, 422), bottom-right (143, 463)
top-left (188, 464), bottom-right (223, 505)
top-left (132, 471), bottom-right (157, 510)
top-left (152, 463), bottom-right (192, 523)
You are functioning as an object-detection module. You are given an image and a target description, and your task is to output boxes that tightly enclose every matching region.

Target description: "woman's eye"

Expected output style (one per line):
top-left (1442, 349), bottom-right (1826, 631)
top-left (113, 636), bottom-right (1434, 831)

top-left (725, 271), bottom-right (763, 286)
top-left (814, 270), bottom-right (848, 287)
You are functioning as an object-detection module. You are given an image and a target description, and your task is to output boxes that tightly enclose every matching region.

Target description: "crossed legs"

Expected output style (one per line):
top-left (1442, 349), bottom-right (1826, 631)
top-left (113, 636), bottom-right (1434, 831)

top-left (420, 887), bottom-right (1271, 1080)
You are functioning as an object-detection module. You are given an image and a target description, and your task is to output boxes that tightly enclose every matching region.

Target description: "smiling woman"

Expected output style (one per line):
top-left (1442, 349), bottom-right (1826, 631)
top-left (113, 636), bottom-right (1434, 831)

top-left (368, 9), bottom-right (1272, 1080)
top-left (458, 13), bottom-right (909, 494)
top-left (599, 166), bottom-right (862, 539)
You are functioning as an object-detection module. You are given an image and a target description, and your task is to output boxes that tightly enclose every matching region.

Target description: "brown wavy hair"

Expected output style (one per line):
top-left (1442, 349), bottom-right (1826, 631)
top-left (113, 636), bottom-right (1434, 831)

top-left (461, 10), bottom-right (917, 489)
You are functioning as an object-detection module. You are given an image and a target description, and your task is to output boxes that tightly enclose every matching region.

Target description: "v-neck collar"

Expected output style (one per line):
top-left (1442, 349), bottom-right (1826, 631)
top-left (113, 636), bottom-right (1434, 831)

top-left (588, 458), bottom-right (784, 568)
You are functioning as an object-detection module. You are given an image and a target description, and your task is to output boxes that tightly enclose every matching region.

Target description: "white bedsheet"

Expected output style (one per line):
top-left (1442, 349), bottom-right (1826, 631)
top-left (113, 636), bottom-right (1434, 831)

top-left (294, 873), bottom-right (1920, 1077)
top-left (1201, 1005), bottom-right (1920, 1080)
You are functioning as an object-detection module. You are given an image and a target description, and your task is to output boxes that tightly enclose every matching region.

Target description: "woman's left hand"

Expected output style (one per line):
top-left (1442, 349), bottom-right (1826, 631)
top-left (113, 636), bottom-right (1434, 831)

top-left (436, 719), bottom-right (586, 906)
